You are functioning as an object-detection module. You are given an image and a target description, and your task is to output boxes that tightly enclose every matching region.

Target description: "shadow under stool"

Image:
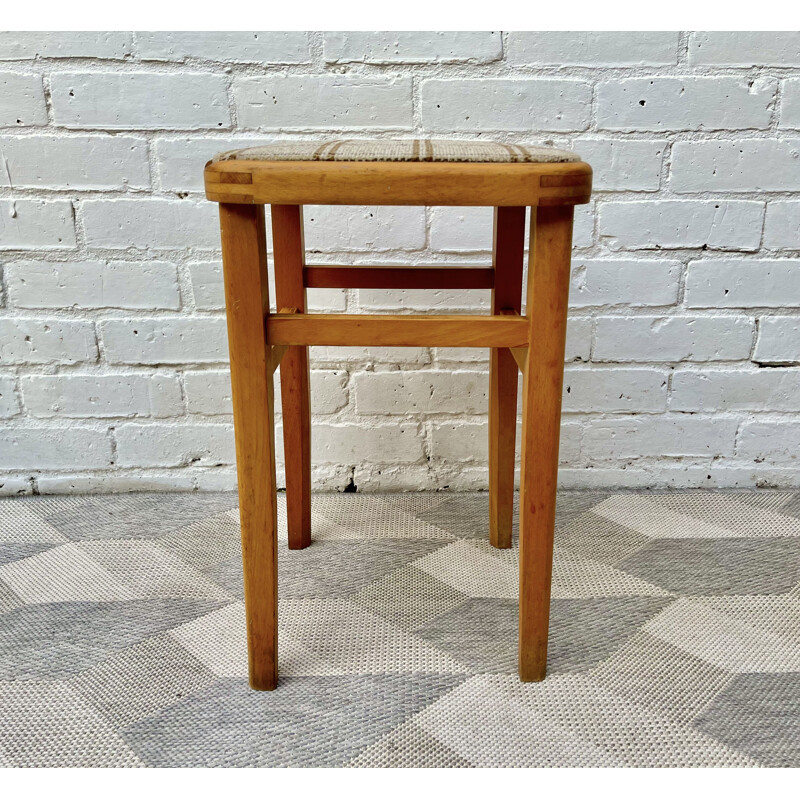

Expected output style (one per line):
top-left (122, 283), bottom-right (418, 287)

top-left (204, 139), bottom-right (593, 690)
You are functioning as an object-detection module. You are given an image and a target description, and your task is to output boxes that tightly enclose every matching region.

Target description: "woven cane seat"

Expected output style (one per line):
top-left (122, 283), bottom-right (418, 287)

top-left (212, 138), bottom-right (580, 164)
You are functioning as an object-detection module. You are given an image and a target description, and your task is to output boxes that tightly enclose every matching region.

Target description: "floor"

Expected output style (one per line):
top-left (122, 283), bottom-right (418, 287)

top-left (0, 489), bottom-right (798, 768)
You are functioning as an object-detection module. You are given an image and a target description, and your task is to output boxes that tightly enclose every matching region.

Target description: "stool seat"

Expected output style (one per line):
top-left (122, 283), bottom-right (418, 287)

top-left (205, 141), bottom-right (591, 207)
top-left (212, 138), bottom-right (580, 165)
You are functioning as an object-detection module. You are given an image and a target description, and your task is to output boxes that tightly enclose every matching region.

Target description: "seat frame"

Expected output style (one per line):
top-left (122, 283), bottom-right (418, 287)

top-left (205, 157), bottom-right (593, 690)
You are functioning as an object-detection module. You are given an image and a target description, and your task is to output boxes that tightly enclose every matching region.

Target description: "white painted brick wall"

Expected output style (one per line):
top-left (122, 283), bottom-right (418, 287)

top-left (1, 31), bottom-right (799, 495)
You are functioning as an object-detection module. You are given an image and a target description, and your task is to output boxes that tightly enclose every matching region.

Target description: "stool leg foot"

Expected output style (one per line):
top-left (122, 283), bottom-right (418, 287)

top-left (272, 204), bottom-right (312, 550)
top-left (518, 206), bottom-right (574, 684)
top-left (220, 203), bottom-right (279, 691)
top-left (489, 207), bottom-right (526, 550)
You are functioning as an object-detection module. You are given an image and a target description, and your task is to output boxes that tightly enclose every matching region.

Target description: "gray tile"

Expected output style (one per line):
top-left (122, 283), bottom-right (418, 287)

top-left (123, 673), bottom-right (464, 767)
top-left (0, 580), bottom-right (23, 614)
top-left (619, 537), bottom-right (800, 595)
top-left (159, 510), bottom-right (242, 570)
top-left (0, 542), bottom-right (56, 566)
top-left (348, 720), bottom-right (473, 767)
top-left (352, 565), bottom-right (467, 632)
top-left (416, 598), bottom-right (518, 674)
top-left (694, 672), bottom-right (800, 767)
top-left (416, 494), bottom-right (499, 539)
top-left (206, 538), bottom-right (449, 600)
top-left (556, 511), bottom-right (650, 565)
top-left (0, 598), bottom-right (226, 679)
top-left (591, 630), bottom-right (734, 724)
top-left (71, 633), bottom-right (218, 728)
top-left (0, 679), bottom-right (143, 767)
top-left (45, 492), bottom-right (239, 541)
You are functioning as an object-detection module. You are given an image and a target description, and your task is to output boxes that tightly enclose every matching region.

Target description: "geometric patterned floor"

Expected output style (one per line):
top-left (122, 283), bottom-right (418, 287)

top-left (0, 490), bottom-right (798, 767)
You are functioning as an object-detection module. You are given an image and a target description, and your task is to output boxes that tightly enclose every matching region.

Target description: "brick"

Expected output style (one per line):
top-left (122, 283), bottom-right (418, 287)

top-left (0, 428), bottom-right (112, 470)
top-left (22, 373), bottom-right (183, 418)
top-left (689, 32), bottom-right (800, 66)
top-left (671, 368), bottom-right (800, 411)
top-left (508, 32), bottom-right (678, 66)
top-left (0, 72), bottom-right (47, 126)
top-left (583, 416), bottom-right (738, 459)
top-left (324, 31), bottom-right (501, 64)
top-left (686, 260), bottom-right (800, 308)
top-left (430, 207), bottom-right (494, 252)
top-left (100, 318), bottom-right (228, 365)
top-left (234, 75), bottom-right (412, 130)
top-left (36, 471), bottom-right (198, 495)
top-left (0, 319), bottom-right (97, 365)
top-left (594, 316), bottom-right (754, 362)
top-left (312, 346), bottom-right (430, 366)
top-left (50, 72), bottom-right (230, 130)
top-left (569, 259), bottom-right (680, 307)
top-left (136, 31), bottom-right (309, 63)
top-left (0, 376), bottom-right (20, 418)
top-left (357, 287), bottom-right (488, 311)
top-left (154, 136), bottom-right (265, 192)
top-left (562, 367), bottom-right (667, 413)
top-left (6, 261), bottom-right (179, 310)
top-left (599, 201), bottom-right (764, 251)
top-left (565, 317), bottom-right (592, 362)
top-left (116, 423), bottom-right (235, 467)
top-left (0, 200), bottom-right (77, 250)
top-left (82, 199), bottom-right (219, 249)
top-left (430, 420), bottom-right (581, 464)
top-left (420, 79), bottom-right (591, 132)
top-left (671, 140), bottom-right (800, 193)
top-left (355, 370), bottom-right (488, 415)
top-left (0, 32), bottom-right (132, 59)
top-left (597, 77), bottom-right (775, 131)
top-left (573, 204), bottom-right (594, 248)
top-left (312, 423), bottom-right (423, 464)
top-left (782, 80), bottom-right (800, 128)
top-left (737, 422), bottom-right (800, 464)
top-left (754, 317), bottom-right (800, 365)
top-left (764, 202), bottom-right (800, 249)
top-left (304, 206), bottom-right (426, 252)
top-left (184, 370), bottom-right (232, 415)
top-left (188, 262), bottom-right (225, 310)
top-left (0, 135), bottom-right (150, 190)
top-left (575, 139), bottom-right (665, 191)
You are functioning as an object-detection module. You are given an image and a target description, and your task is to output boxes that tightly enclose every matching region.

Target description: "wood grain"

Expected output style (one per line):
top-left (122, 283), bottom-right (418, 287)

top-left (219, 203), bottom-right (278, 691)
top-left (489, 209), bottom-right (526, 550)
top-left (265, 313), bottom-right (529, 348)
top-left (304, 265), bottom-right (494, 290)
top-left (206, 160), bottom-right (592, 207)
top-left (518, 205), bottom-right (574, 683)
top-left (272, 205), bottom-right (312, 551)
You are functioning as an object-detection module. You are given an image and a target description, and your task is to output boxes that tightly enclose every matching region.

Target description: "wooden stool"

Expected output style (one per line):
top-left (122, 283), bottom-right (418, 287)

top-left (204, 139), bottom-right (592, 690)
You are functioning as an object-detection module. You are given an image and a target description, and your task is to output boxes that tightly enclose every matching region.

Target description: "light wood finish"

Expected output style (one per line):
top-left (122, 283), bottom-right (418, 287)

top-left (518, 205), bottom-right (574, 683)
top-left (489, 210), bottom-right (526, 550)
top-left (219, 203), bottom-right (278, 691)
top-left (268, 344), bottom-right (288, 374)
top-left (272, 206), bottom-right (312, 551)
top-left (265, 313), bottom-right (529, 348)
top-left (304, 265), bottom-right (495, 290)
top-left (205, 160), bottom-right (592, 207)
top-left (510, 348), bottom-right (528, 373)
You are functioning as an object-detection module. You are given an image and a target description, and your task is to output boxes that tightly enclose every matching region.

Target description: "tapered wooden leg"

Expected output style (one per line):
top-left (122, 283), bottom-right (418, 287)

top-left (519, 205), bottom-right (574, 682)
top-left (489, 207), bottom-right (526, 549)
top-left (272, 205), bottom-right (312, 550)
top-left (219, 203), bottom-right (278, 691)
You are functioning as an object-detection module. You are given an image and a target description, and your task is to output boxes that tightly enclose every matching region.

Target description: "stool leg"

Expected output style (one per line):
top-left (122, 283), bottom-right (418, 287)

top-left (272, 205), bottom-right (312, 550)
top-left (219, 203), bottom-right (279, 691)
top-left (519, 205), bottom-right (574, 682)
top-left (489, 207), bottom-right (526, 549)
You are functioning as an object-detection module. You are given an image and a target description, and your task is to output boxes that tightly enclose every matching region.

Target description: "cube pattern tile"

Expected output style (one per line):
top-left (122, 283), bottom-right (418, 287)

top-left (0, 489), bottom-right (797, 767)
